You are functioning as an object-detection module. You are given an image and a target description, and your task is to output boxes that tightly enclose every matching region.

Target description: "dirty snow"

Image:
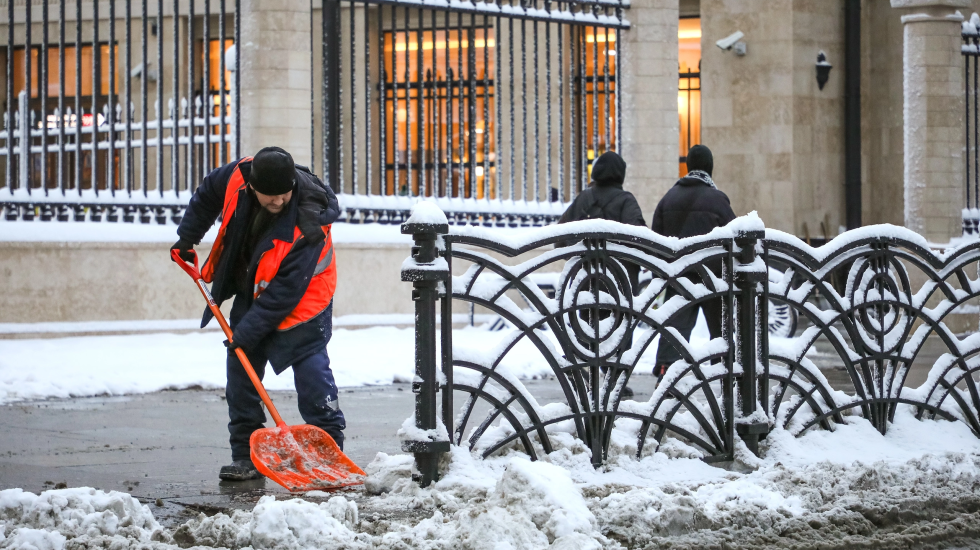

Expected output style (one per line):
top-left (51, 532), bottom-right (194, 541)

top-left (0, 315), bottom-right (709, 404)
top-left (3, 407), bottom-right (980, 549)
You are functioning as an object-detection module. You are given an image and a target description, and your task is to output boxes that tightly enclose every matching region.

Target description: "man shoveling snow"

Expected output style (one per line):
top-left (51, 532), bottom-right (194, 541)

top-left (171, 147), bottom-right (347, 481)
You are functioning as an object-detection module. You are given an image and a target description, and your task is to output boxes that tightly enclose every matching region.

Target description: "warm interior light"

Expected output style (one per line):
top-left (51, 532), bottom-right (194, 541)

top-left (585, 32), bottom-right (617, 44)
top-left (678, 18), bottom-right (702, 178)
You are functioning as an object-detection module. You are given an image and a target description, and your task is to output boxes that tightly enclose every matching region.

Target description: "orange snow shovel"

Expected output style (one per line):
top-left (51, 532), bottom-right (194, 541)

top-left (172, 249), bottom-right (366, 492)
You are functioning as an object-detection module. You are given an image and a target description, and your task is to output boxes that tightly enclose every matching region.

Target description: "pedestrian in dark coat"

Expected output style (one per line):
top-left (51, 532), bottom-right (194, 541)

top-left (558, 151), bottom-right (645, 228)
top-left (651, 145), bottom-right (736, 383)
top-left (171, 147), bottom-right (346, 482)
top-left (558, 151), bottom-right (645, 398)
top-left (558, 151), bottom-right (646, 285)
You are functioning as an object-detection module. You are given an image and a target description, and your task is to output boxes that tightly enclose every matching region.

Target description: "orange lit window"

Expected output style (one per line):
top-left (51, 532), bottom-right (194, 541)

top-left (580, 27), bottom-right (617, 181)
top-left (13, 44), bottom-right (118, 98)
top-left (382, 28), bottom-right (496, 199)
top-left (678, 17), bottom-right (700, 176)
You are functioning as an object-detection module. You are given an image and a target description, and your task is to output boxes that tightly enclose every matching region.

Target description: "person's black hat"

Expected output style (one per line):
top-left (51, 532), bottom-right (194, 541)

top-left (686, 144), bottom-right (713, 176)
top-left (591, 151), bottom-right (627, 186)
top-left (249, 146), bottom-right (296, 195)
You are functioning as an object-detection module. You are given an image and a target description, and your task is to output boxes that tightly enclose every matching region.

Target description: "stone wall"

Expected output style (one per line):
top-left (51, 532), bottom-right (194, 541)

top-left (700, 0), bottom-right (798, 232)
top-left (863, 0), bottom-right (907, 227)
top-left (0, 241), bottom-right (414, 324)
top-left (792, 0), bottom-right (847, 240)
top-left (239, 0), bottom-right (314, 166)
top-left (619, 0), bottom-right (680, 220)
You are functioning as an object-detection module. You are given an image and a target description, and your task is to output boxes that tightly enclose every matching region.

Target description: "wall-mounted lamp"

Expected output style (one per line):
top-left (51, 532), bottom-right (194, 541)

top-left (716, 31), bottom-right (746, 56)
top-left (816, 51), bottom-right (832, 90)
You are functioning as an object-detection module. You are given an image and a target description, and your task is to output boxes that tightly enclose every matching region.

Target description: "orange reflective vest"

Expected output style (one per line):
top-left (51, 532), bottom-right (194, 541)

top-left (202, 157), bottom-right (337, 330)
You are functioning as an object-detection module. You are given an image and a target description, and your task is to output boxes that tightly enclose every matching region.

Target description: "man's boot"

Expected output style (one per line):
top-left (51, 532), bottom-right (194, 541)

top-left (219, 459), bottom-right (261, 481)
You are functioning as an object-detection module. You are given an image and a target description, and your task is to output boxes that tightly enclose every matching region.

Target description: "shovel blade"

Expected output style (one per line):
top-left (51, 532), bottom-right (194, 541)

top-left (250, 424), bottom-right (366, 492)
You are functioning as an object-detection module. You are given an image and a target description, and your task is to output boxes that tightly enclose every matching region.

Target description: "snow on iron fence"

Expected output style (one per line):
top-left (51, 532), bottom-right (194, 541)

top-left (401, 207), bottom-right (980, 486)
top-left (1, 0), bottom-right (239, 224)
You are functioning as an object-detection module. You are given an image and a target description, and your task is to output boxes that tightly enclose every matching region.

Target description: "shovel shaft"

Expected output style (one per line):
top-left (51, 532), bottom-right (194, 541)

top-left (172, 249), bottom-right (286, 428)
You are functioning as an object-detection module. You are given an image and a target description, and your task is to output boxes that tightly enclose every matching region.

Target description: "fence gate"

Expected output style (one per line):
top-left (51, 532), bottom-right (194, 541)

top-left (312, 0), bottom-right (629, 226)
top-left (1, 0), bottom-right (239, 223)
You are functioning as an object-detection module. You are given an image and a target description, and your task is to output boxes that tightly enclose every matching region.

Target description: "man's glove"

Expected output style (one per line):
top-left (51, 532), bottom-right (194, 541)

top-left (170, 238), bottom-right (195, 262)
top-left (224, 339), bottom-right (243, 352)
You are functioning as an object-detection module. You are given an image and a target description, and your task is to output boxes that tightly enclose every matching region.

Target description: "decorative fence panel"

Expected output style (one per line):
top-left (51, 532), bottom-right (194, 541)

top-left (1, 0), bottom-right (239, 223)
top-left (401, 206), bottom-right (980, 486)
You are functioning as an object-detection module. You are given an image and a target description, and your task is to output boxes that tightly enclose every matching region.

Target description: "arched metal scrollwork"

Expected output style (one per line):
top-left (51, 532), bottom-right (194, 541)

top-left (401, 211), bottom-right (980, 486)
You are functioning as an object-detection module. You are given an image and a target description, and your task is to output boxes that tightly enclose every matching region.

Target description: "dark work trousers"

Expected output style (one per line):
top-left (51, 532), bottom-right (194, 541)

top-left (654, 287), bottom-right (724, 375)
top-left (226, 346), bottom-right (346, 462)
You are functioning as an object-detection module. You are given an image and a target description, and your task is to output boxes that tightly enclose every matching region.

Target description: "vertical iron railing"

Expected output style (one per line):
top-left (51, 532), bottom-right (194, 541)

top-left (313, 0), bottom-right (629, 226)
top-left (962, 13), bottom-right (980, 235)
top-left (1, 0), bottom-right (240, 223)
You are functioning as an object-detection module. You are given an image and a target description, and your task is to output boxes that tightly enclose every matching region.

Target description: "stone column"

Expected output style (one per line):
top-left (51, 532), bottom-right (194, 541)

top-left (891, 0), bottom-right (969, 242)
top-left (239, 0), bottom-right (313, 165)
top-left (618, 0), bottom-right (679, 219)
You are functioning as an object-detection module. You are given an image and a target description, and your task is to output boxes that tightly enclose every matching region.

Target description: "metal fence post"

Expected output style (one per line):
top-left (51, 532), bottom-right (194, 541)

top-left (733, 229), bottom-right (768, 455)
top-left (400, 217), bottom-right (450, 487)
top-left (323, 0), bottom-right (341, 192)
top-left (18, 91), bottom-right (29, 194)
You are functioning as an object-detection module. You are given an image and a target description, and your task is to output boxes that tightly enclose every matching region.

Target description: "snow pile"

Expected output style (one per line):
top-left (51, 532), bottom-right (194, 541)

top-left (169, 495), bottom-right (359, 549)
top-left (7, 408), bottom-right (980, 549)
top-left (405, 200), bottom-right (449, 226)
top-left (0, 487), bottom-right (168, 548)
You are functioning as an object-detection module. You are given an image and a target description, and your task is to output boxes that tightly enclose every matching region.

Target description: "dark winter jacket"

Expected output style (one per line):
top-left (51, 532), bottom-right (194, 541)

top-left (651, 176), bottom-right (736, 239)
top-left (558, 184), bottom-right (646, 227)
top-left (558, 181), bottom-right (646, 294)
top-left (177, 158), bottom-right (341, 372)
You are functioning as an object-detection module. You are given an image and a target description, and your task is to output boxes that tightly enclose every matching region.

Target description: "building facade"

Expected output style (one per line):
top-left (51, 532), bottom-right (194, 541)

top-left (0, 0), bottom-right (976, 323)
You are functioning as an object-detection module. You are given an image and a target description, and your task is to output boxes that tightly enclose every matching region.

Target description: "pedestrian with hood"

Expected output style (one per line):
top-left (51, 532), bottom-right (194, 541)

top-left (171, 147), bottom-right (345, 481)
top-left (558, 150), bottom-right (646, 288)
top-left (558, 150), bottom-right (645, 398)
top-left (651, 144), bottom-right (736, 385)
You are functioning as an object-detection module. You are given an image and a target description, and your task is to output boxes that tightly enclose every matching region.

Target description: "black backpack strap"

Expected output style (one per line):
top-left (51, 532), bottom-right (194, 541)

top-left (584, 188), bottom-right (619, 219)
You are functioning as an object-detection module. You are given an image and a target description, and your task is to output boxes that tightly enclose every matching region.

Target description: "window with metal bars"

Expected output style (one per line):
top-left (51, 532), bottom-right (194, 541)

top-left (312, 0), bottom-right (627, 224)
top-left (1, 1), bottom-right (240, 224)
top-left (577, 27), bottom-right (617, 181)
top-left (381, 27), bottom-right (496, 199)
top-left (678, 16), bottom-right (700, 176)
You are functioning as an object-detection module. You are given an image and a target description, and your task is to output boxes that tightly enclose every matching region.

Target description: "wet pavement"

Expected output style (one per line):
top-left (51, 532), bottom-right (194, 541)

top-left (0, 377), bottom-right (661, 527)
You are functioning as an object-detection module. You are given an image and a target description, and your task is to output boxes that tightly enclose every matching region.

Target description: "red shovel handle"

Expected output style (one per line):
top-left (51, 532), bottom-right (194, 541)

top-left (171, 249), bottom-right (287, 428)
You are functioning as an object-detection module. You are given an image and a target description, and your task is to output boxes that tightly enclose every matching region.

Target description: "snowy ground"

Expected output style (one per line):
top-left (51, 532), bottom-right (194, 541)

top-left (2, 407), bottom-right (980, 549)
top-left (0, 319), bottom-right (703, 404)
top-left (5, 319), bottom-right (980, 548)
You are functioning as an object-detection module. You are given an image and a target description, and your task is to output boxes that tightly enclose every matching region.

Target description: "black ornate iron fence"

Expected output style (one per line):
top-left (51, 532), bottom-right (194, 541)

top-left (1, 0), bottom-right (239, 224)
top-left (313, 0), bottom-right (627, 226)
top-left (401, 207), bottom-right (980, 486)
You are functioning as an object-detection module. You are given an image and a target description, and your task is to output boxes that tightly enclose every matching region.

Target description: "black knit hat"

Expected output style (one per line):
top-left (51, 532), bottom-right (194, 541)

top-left (686, 144), bottom-right (713, 176)
top-left (591, 151), bottom-right (627, 187)
top-left (249, 147), bottom-right (296, 195)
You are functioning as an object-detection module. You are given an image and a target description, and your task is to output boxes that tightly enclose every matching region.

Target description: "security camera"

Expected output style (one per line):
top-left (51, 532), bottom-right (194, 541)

top-left (716, 31), bottom-right (745, 51)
